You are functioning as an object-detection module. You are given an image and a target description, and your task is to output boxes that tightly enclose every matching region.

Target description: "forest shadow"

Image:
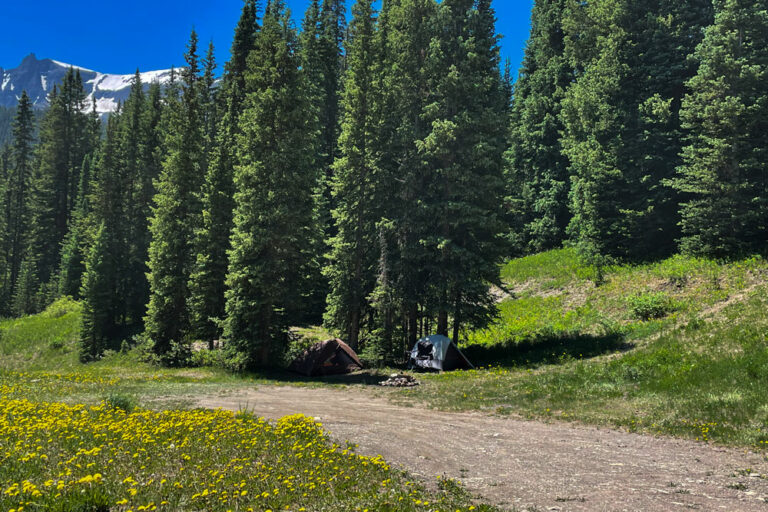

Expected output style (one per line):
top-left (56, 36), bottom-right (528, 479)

top-left (247, 368), bottom-right (389, 387)
top-left (461, 331), bottom-right (633, 369)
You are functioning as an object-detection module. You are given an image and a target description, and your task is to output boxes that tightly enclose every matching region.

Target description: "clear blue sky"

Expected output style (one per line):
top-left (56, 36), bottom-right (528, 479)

top-left (1, 0), bottom-right (533, 75)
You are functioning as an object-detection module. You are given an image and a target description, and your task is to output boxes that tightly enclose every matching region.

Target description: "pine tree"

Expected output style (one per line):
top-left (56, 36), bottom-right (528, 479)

top-left (57, 223), bottom-right (86, 298)
top-left (28, 70), bottom-right (96, 289)
top-left (375, 0), bottom-right (437, 349)
top-left (58, 151), bottom-right (96, 300)
top-left (324, 0), bottom-right (381, 350)
top-left (189, 1), bottom-right (259, 345)
top-left (506, 0), bottom-right (573, 254)
top-left (126, 82), bottom-right (164, 324)
top-left (419, 0), bottom-right (508, 340)
top-left (673, 0), bottom-right (768, 257)
top-left (145, 31), bottom-right (206, 359)
top-left (11, 258), bottom-right (38, 317)
top-left (201, 41), bottom-right (218, 153)
top-left (224, 0), bottom-right (319, 369)
top-left (561, 0), bottom-right (713, 262)
top-left (119, 73), bottom-right (165, 325)
top-left (317, 0), bottom-right (347, 176)
top-left (299, 0), bottom-right (347, 323)
top-left (3, 91), bottom-right (35, 303)
top-left (28, 86), bottom-right (67, 285)
top-left (79, 223), bottom-right (117, 362)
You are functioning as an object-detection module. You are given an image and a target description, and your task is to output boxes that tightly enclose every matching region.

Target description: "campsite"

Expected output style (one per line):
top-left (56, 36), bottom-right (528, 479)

top-left (3, 0), bottom-right (768, 511)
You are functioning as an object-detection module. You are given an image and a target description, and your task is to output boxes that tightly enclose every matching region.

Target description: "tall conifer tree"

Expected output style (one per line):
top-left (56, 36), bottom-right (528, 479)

top-left (145, 31), bottom-right (206, 359)
top-left (3, 91), bottom-right (35, 302)
top-left (79, 222), bottom-right (118, 361)
top-left (507, 0), bottom-right (573, 254)
top-left (224, 0), bottom-right (318, 368)
top-left (28, 70), bottom-right (96, 294)
top-left (189, 1), bottom-right (259, 345)
top-left (325, 0), bottom-right (381, 350)
top-left (561, 0), bottom-right (712, 262)
top-left (376, 0), bottom-right (437, 348)
top-left (419, 0), bottom-right (508, 340)
top-left (673, 0), bottom-right (768, 256)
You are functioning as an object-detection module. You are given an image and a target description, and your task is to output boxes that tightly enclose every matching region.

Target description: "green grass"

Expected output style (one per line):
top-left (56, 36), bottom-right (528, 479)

top-left (397, 249), bottom-right (768, 449)
top-left (3, 245), bottom-right (768, 505)
top-left (0, 297), bottom-right (82, 371)
top-left (0, 396), bottom-right (492, 512)
top-left (0, 302), bottom-right (498, 511)
top-left (399, 289), bottom-right (768, 447)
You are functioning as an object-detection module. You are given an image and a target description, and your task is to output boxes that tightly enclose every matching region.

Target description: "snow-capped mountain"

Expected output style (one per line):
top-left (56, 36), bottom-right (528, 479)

top-left (0, 53), bottom-right (173, 114)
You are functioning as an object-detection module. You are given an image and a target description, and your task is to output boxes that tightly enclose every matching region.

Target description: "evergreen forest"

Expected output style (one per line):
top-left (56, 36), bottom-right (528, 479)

top-left (0, 0), bottom-right (766, 370)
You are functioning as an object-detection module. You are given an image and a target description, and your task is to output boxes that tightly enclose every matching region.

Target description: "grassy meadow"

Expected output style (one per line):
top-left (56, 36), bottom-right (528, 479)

top-left (400, 249), bottom-right (768, 448)
top-left (2, 248), bottom-right (768, 511)
top-left (0, 301), bottom-right (494, 512)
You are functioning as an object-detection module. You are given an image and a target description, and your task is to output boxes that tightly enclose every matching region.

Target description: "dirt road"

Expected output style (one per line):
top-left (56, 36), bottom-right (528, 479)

top-left (196, 386), bottom-right (768, 511)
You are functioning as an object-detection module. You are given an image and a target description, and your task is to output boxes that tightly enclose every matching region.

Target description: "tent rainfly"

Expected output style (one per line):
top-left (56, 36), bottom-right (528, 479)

top-left (288, 338), bottom-right (363, 377)
top-left (407, 335), bottom-right (474, 372)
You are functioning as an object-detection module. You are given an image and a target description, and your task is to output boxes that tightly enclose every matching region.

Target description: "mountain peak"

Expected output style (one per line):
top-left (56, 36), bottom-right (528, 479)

top-left (1, 55), bottom-right (173, 115)
top-left (21, 53), bottom-right (38, 64)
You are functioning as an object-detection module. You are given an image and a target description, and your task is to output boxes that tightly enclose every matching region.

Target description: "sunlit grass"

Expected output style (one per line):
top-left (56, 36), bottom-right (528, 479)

top-left (0, 394), bottom-right (491, 512)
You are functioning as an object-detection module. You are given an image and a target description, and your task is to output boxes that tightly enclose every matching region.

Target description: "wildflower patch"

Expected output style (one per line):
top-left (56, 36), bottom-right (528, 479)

top-left (0, 398), bottom-right (486, 511)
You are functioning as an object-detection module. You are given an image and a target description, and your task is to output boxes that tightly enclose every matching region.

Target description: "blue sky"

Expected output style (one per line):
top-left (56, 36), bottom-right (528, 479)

top-left (1, 0), bottom-right (533, 75)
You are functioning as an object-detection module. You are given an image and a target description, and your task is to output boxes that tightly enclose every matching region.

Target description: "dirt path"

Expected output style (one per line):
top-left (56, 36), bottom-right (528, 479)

top-left (196, 386), bottom-right (768, 511)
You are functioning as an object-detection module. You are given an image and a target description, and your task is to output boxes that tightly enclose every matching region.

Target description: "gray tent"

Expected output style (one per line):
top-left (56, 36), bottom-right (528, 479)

top-left (407, 335), bottom-right (474, 371)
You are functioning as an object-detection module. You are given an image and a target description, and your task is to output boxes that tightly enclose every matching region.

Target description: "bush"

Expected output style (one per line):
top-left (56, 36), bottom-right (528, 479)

top-left (627, 292), bottom-right (676, 321)
top-left (41, 296), bottom-right (81, 319)
top-left (48, 339), bottom-right (65, 350)
top-left (104, 392), bottom-right (136, 412)
top-left (188, 347), bottom-right (227, 368)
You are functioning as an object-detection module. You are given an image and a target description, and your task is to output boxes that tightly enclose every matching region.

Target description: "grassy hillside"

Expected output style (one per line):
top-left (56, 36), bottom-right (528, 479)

top-left (401, 249), bottom-right (768, 448)
top-left (3, 248), bottom-right (768, 454)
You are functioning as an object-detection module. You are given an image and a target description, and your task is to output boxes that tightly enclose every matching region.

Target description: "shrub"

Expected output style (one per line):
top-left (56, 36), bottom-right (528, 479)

top-left (188, 347), bottom-right (227, 368)
top-left (48, 339), bottom-right (65, 350)
top-left (41, 296), bottom-right (81, 319)
top-left (627, 292), bottom-right (676, 321)
top-left (104, 392), bottom-right (136, 412)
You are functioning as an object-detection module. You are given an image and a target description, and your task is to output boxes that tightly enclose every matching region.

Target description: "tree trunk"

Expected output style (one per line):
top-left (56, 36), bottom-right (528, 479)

top-left (452, 291), bottom-right (462, 344)
top-left (437, 309), bottom-right (448, 336)
top-left (348, 308), bottom-right (360, 350)
top-left (408, 304), bottom-right (418, 348)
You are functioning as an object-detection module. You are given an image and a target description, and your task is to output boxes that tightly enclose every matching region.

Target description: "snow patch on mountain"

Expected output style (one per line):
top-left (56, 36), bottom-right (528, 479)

top-left (0, 54), bottom-right (173, 115)
top-left (50, 60), bottom-right (95, 73)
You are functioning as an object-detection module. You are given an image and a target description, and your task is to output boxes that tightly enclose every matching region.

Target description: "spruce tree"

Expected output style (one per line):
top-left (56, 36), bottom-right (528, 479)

top-left (28, 86), bottom-right (68, 285)
top-left (58, 153), bottom-right (95, 300)
top-left (419, 0), bottom-right (508, 340)
top-left (506, 0), bottom-right (573, 254)
top-left (11, 259), bottom-right (38, 317)
top-left (324, 0), bottom-right (381, 350)
top-left (127, 82), bottom-right (164, 324)
top-left (376, 0), bottom-right (437, 349)
top-left (28, 70), bottom-right (96, 290)
top-left (673, 0), bottom-right (768, 256)
top-left (317, 0), bottom-right (347, 176)
top-left (189, 1), bottom-right (259, 345)
top-left (224, 0), bottom-right (318, 369)
top-left (201, 41), bottom-right (218, 153)
top-left (79, 223), bottom-right (117, 362)
top-left (57, 223), bottom-right (86, 298)
top-left (3, 91), bottom-right (35, 301)
top-left (299, 0), bottom-right (346, 323)
top-left (561, 0), bottom-right (713, 262)
top-left (145, 31), bottom-right (206, 359)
